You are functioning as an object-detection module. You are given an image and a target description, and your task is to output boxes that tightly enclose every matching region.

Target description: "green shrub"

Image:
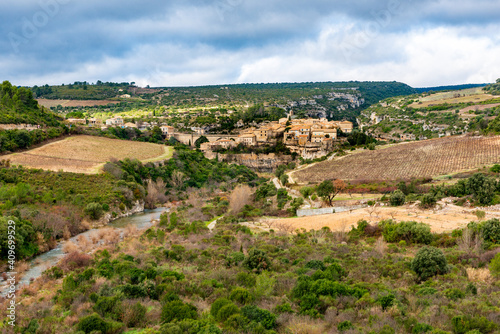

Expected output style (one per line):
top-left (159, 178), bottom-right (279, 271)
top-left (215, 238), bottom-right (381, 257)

top-left (85, 202), bottom-right (103, 220)
top-left (161, 300), bottom-right (197, 323)
top-left (240, 305), bottom-right (277, 329)
top-left (274, 302), bottom-right (293, 314)
top-left (381, 220), bottom-right (433, 244)
top-left (236, 272), bottom-right (257, 288)
top-left (230, 287), bottom-right (252, 305)
top-left (411, 246), bottom-right (449, 281)
top-left (304, 260), bottom-right (326, 271)
top-left (490, 252), bottom-right (500, 277)
top-left (482, 219), bottom-right (500, 244)
top-left (451, 315), bottom-right (497, 334)
top-left (378, 294), bottom-right (395, 311)
top-left (216, 303), bottom-right (240, 322)
top-left (491, 164), bottom-right (500, 173)
top-left (243, 249), bottom-right (271, 272)
top-left (413, 323), bottom-right (433, 333)
top-left (390, 190), bottom-right (406, 206)
top-left (77, 313), bottom-right (110, 334)
top-left (210, 298), bottom-right (232, 318)
top-left (420, 193), bottom-right (437, 208)
top-left (444, 288), bottom-right (465, 301)
top-left (338, 320), bottom-right (354, 331)
top-left (224, 314), bottom-right (250, 330)
top-left (94, 296), bottom-right (122, 320)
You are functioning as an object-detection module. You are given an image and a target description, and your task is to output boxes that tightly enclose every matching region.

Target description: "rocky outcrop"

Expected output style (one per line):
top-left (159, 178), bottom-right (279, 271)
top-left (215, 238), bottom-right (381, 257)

top-left (205, 152), bottom-right (294, 173)
top-left (92, 200), bottom-right (145, 228)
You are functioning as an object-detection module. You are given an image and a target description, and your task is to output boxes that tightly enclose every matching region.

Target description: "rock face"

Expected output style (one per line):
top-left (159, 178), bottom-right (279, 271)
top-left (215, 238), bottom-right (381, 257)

top-left (92, 200), bottom-right (145, 228)
top-left (205, 152), bottom-right (294, 173)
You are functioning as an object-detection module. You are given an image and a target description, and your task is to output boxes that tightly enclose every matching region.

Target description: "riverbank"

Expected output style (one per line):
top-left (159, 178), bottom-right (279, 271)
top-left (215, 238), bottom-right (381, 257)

top-left (0, 202), bottom-right (160, 296)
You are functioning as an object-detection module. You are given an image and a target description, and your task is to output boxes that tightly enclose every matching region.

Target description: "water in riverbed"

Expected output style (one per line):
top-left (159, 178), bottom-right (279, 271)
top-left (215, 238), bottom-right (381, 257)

top-left (10, 207), bottom-right (166, 292)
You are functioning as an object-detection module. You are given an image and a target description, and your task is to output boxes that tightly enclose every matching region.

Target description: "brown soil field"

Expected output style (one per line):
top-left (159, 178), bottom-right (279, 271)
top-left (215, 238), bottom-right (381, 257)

top-left (37, 99), bottom-right (119, 108)
top-left (262, 201), bottom-right (500, 233)
top-left (3, 135), bottom-right (174, 174)
top-left (293, 135), bottom-right (500, 183)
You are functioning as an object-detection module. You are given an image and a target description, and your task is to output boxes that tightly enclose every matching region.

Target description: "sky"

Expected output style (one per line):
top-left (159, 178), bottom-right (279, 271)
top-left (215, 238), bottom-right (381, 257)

top-left (1, 0), bottom-right (499, 88)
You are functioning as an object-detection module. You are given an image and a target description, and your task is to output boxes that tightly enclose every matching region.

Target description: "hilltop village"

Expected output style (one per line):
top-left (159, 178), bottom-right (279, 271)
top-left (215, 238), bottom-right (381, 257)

top-left (64, 113), bottom-right (353, 159)
top-left (200, 117), bottom-right (353, 158)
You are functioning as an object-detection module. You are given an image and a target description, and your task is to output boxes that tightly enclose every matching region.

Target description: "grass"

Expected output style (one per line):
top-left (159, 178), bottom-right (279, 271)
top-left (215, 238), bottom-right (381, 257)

top-left (294, 135), bottom-right (500, 183)
top-left (4, 135), bottom-right (174, 174)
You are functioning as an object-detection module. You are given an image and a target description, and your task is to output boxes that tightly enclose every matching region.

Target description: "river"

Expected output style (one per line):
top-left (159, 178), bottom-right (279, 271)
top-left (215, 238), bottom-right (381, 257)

top-left (13, 207), bottom-right (166, 290)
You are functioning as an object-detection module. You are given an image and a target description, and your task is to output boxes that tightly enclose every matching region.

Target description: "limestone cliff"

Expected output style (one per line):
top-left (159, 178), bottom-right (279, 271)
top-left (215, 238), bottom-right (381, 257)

top-left (204, 152), bottom-right (294, 172)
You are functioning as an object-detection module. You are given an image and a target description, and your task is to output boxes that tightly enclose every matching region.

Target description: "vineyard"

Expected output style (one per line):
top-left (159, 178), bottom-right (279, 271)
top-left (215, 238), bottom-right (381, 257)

top-left (294, 135), bottom-right (500, 183)
top-left (3, 135), bottom-right (173, 174)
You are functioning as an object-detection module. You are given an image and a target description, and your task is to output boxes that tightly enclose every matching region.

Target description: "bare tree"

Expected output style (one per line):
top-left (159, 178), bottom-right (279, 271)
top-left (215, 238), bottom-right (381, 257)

top-left (171, 170), bottom-right (186, 188)
top-left (145, 178), bottom-right (167, 208)
top-left (229, 185), bottom-right (252, 214)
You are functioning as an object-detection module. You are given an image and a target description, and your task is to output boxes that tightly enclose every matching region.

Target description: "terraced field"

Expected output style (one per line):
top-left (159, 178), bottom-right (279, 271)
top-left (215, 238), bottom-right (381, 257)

top-left (294, 135), bottom-right (500, 183)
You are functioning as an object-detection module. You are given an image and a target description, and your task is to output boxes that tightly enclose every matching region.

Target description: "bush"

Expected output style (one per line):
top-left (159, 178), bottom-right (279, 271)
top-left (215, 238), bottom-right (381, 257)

top-left (444, 288), bottom-right (465, 301)
top-left (381, 220), bottom-right (433, 244)
top-left (77, 313), bottom-right (110, 334)
top-left (378, 294), bottom-right (395, 311)
top-left (482, 219), bottom-right (500, 244)
top-left (230, 287), bottom-right (252, 304)
top-left (451, 315), bottom-right (497, 334)
top-left (490, 252), bottom-right (500, 277)
top-left (390, 190), bottom-right (406, 206)
top-left (304, 260), bottom-right (326, 271)
top-left (419, 193), bottom-right (437, 208)
top-left (243, 249), bottom-right (271, 272)
top-left (338, 320), bottom-right (354, 331)
top-left (94, 296), bottom-right (121, 320)
top-left (411, 246), bottom-right (449, 281)
top-left (240, 305), bottom-right (277, 329)
top-left (216, 303), bottom-right (240, 322)
top-left (85, 202), bottom-right (103, 220)
top-left (210, 298), bottom-right (232, 318)
top-left (161, 300), bottom-right (197, 323)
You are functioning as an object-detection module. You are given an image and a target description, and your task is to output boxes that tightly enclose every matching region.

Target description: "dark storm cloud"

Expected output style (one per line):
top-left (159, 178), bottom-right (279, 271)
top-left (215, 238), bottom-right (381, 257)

top-left (0, 0), bottom-right (499, 86)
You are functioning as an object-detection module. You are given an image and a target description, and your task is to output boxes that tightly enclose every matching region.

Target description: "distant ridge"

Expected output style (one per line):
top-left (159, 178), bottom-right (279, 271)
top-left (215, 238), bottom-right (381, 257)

top-left (415, 83), bottom-right (488, 93)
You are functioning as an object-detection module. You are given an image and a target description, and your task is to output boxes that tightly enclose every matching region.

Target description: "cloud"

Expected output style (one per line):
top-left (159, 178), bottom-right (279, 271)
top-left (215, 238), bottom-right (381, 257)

top-left (0, 0), bottom-right (499, 87)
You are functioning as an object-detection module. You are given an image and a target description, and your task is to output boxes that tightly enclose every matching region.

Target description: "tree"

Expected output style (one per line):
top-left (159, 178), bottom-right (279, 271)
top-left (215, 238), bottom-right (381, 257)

top-left (490, 252), bottom-right (500, 277)
top-left (195, 136), bottom-right (209, 148)
top-left (411, 246), bottom-right (449, 281)
top-left (467, 173), bottom-right (497, 205)
top-left (243, 249), bottom-right (271, 272)
top-left (316, 179), bottom-right (346, 206)
top-left (389, 190), bottom-right (405, 206)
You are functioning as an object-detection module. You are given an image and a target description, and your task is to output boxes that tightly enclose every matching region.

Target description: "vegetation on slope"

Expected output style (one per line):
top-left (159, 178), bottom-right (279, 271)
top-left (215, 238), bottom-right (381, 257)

top-left (0, 80), bottom-right (68, 153)
top-left (0, 81), bottom-right (61, 126)
top-left (9, 209), bottom-right (500, 333)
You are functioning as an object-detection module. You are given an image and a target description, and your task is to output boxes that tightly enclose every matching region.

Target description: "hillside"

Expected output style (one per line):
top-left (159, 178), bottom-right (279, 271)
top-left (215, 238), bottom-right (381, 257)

top-left (0, 81), bottom-right (61, 126)
top-left (293, 135), bottom-right (500, 183)
top-left (34, 81), bottom-right (417, 124)
top-left (359, 81), bottom-right (500, 141)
